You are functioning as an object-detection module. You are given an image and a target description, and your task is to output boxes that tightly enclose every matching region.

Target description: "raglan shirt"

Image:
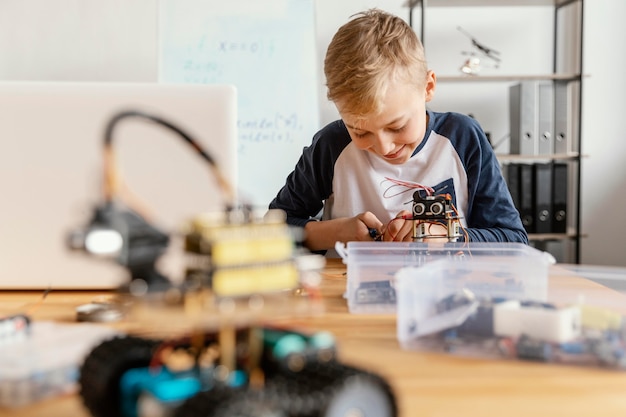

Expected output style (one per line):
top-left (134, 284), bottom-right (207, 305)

top-left (269, 110), bottom-right (528, 245)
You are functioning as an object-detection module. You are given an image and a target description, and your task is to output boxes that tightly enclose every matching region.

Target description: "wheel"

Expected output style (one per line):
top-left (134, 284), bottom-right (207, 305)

top-left (79, 335), bottom-right (160, 417)
top-left (264, 361), bottom-right (398, 417)
top-left (174, 386), bottom-right (286, 417)
top-left (211, 389), bottom-right (288, 417)
top-left (175, 361), bottom-right (397, 417)
top-left (322, 371), bottom-right (397, 417)
top-left (173, 386), bottom-right (241, 417)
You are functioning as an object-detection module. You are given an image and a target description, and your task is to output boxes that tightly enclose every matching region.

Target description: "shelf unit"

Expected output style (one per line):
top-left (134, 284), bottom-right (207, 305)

top-left (436, 74), bottom-right (581, 82)
top-left (406, 0), bottom-right (584, 263)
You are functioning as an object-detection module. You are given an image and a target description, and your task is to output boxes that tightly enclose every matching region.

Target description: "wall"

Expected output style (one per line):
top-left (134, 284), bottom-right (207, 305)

top-left (579, 0), bottom-right (626, 266)
top-left (0, 0), bottom-right (624, 266)
top-left (0, 0), bottom-right (158, 82)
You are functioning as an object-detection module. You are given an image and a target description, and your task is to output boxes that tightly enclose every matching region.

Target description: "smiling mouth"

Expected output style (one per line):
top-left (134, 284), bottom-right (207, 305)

top-left (384, 146), bottom-right (405, 159)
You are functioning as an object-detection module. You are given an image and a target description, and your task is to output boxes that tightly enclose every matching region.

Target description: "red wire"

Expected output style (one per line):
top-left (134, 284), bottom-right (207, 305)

top-left (381, 177), bottom-right (435, 199)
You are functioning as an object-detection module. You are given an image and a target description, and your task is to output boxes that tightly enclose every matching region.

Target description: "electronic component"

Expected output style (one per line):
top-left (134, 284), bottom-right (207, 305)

top-left (183, 207), bottom-right (322, 298)
top-left (355, 281), bottom-right (397, 305)
top-left (493, 300), bottom-right (581, 343)
top-left (0, 314), bottom-right (31, 346)
top-left (411, 192), bottom-right (462, 242)
top-left (67, 203), bottom-right (171, 289)
top-left (515, 335), bottom-right (554, 362)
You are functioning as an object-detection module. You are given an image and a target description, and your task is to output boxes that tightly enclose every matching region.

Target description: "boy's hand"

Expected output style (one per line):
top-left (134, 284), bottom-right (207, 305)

top-left (382, 210), bottom-right (449, 242)
top-left (353, 211), bottom-right (384, 241)
top-left (303, 211), bottom-right (384, 251)
top-left (382, 210), bottom-right (414, 242)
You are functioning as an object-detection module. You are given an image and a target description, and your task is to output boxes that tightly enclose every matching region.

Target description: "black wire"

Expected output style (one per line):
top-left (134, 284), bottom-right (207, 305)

top-left (102, 109), bottom-right (238, 207)
top-left (103, 110), bottom-right (217, 167)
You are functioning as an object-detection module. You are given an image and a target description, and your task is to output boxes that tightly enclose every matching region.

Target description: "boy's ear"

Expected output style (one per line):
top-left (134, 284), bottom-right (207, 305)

top-left (425, 70), bottom-right (437, 102)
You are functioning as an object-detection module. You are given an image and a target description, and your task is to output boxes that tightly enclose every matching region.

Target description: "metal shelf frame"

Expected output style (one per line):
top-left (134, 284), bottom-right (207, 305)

top-left (406, 0), bottom-right (585, 263)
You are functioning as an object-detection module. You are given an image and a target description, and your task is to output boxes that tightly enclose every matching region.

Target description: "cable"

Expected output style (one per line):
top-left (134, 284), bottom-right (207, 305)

top-left (102, 110), bottom-right (236, 208)
top-left (381, 176), bottom-right (434, 198)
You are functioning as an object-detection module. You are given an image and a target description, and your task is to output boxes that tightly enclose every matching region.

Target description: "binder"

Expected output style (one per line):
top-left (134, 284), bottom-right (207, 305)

top-left (552, 163), bottom-right (568, 233)
top-left (554, 80), bottom-right (580, 155)
top-left (519, 164), bottom-right (535, 233)
top-left (504, 163), bottom-right (521, 214)
top-left (509, 82), bottom-right (537, 155)
top-left (537, 82), bottom-right (554, 155)
top-left (533, 163), bottom-right (553, 234)
top-left (510, 81), bottom-right (555, 156)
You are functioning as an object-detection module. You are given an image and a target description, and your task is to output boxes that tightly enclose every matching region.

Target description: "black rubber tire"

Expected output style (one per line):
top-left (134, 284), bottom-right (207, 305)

top-left (210, 389), bottom-right (288, 417)
top-left (321, 370), bottom-right (398, 417)
top-left (175, 386), bottom-right (287, 417)
top-left (174, 362), bottom-right (396, 417)
top-left (173, 386), bottom-right (244, 417)
top-left (79, 335), bottom-right (160, 417)
top-left (263, 361), bottom-right (398, 417)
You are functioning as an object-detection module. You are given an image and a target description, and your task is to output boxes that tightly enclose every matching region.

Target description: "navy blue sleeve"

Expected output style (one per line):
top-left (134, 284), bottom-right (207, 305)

top-left (461, 118), bottom-right (528, 243)
top-left (269, 120), bottom-right (351, 228)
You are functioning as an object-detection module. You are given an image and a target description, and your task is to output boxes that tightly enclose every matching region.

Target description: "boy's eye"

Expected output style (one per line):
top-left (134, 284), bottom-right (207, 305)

top-left (390, 125), bottom-right (407, 133)
top-left (353, 131), bottom-right (368, 138)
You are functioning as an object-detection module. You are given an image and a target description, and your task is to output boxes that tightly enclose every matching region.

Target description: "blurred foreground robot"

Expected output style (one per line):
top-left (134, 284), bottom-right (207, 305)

top-left (68, 110), bottom-right (398, 417)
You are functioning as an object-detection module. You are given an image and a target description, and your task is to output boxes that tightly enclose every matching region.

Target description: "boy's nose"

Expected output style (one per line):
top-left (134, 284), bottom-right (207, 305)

top-left (370, 133), bottom-right (395, 155)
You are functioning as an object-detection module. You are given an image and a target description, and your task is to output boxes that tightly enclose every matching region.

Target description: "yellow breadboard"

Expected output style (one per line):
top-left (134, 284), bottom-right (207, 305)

top-left (212, 237), bottom-right (293, 266)
top-left (212, 263), bottom-right (299, 297)
top-left (579, 304), bottom-right (623, 331)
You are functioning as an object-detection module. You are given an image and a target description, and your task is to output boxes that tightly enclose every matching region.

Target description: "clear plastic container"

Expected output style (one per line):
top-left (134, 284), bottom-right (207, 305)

top-left (336, 241), bottom-right (553, 314)
top-left (396, 259), bottom-right (626, 371)
top-left (0, 321), bottom-right (119, 408)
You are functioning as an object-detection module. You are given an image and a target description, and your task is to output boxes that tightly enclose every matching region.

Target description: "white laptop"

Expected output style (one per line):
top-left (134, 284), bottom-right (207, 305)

top-left (0, 82), bottom-right (237, 289)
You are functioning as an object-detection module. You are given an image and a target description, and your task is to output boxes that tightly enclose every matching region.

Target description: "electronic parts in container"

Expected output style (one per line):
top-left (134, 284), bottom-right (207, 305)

top-left (0, 321), bottom-right (119, 408)
top-left (396, 260), bottom-right (626, 371)
top-left (336, 241), bottom-right (552, 314)
top-left (355, 281), bottom-right (397, 305)
top-left (434, 296), bottom-right (626, 369)
top-left (0, 314), bottom-right (31, 346)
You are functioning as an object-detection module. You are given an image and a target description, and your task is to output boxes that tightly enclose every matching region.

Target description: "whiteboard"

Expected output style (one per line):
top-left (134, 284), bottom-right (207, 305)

top-left (159, 0), bottom-right (320, 207)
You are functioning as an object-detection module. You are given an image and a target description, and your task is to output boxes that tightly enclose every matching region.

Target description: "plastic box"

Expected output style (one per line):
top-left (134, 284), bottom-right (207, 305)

top-left (335, 241), bottom-right (553, 314)
top-left (0, 321), bottom-right (119, 408)
top-left (396, 260), bottom-right (626, 371)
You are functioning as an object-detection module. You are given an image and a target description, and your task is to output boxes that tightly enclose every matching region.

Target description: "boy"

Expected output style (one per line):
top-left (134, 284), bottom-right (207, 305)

top-left (269, 9), bottom-right (527, 253)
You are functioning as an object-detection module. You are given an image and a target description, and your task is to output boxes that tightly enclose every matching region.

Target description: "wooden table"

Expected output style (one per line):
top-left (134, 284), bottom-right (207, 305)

top-left (3, 259), bottom-right (626, 417)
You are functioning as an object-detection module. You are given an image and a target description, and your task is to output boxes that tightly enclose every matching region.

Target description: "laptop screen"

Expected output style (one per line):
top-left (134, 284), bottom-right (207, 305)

top-left (0, 82), bottom-right (237, 289)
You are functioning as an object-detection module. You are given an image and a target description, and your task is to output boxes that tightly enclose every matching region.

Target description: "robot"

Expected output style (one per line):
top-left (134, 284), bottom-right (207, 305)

top-left (412, 192), bottom-right (463, 242)
top-left (79, 326), bottom-right (397, 417)
top-left (68, 110), bottom-right (398, 417)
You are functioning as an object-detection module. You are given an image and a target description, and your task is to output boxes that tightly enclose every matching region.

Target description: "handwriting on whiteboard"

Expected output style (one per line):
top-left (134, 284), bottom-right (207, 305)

top-left (159, 0), bottom-right (319, 205)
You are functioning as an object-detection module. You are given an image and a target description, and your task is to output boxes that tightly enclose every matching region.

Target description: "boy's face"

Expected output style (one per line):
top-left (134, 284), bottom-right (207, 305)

top-left (339, 71), bottom-right (436, 165)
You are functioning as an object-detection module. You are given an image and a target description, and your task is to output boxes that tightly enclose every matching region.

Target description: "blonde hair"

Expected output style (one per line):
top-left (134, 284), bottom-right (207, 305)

top-left (324, 9), bottom-right (428, 118)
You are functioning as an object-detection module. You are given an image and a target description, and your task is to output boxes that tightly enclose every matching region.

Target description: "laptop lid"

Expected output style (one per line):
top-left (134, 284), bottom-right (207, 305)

top-left (0, 81), bottom-right (237, 289)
